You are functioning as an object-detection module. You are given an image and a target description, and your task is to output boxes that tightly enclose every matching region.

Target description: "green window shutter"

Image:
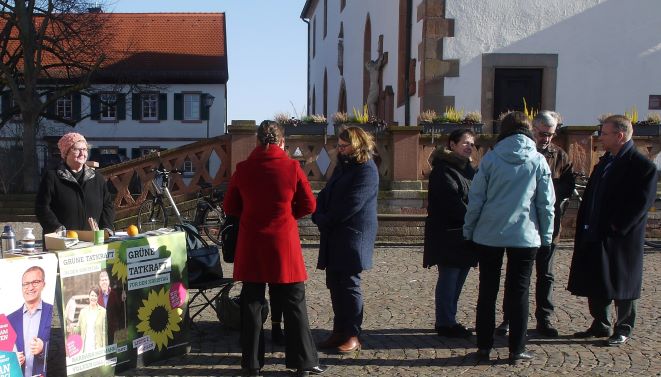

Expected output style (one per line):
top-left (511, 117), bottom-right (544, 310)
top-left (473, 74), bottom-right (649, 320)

top-left (132, 94), bottom-right (141, 120)
top-left (117, 94), bottom-right (126, 120)
top-left (73, 93), bottom-right (81, 121)
top-left (90, 94), bottom-right (100, 120)
top-left (158, 93), bottom-right (167, 120)
top-left (201, 93), bottom-right (209, 120)
top-left (174, 93), bottom-right (183, 120)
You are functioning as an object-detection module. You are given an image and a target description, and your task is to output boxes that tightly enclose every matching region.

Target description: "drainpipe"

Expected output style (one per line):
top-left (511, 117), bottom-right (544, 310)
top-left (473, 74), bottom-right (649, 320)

top-left (301, 17), bottom-right (310, 116)
top-left (404, 0), bottom-right (412, 126)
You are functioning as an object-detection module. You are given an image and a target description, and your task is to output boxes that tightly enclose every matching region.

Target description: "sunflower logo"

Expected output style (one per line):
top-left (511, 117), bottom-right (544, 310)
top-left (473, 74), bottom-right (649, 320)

top-left (109, 248), bottom-right (128, 283)
top-left (136, 287), bottom-right (182, 351)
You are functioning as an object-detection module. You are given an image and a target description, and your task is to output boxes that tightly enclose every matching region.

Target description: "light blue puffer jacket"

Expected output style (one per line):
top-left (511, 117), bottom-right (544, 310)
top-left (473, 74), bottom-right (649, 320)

top-left (463, 134), bottom-right (555, 247)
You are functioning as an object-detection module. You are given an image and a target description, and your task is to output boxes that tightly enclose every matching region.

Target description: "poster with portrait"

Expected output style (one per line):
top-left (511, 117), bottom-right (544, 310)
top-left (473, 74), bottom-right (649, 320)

top-left (58, 231), bottom-right (189, 376)
top-left (0, 253), bottom-right (58, 377)
top-left (58, 244), bottom-right (121, 377)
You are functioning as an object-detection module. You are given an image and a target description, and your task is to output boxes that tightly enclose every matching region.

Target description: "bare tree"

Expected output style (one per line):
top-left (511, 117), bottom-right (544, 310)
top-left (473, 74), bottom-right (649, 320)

top-left (0, 0), bottom-right (112, 191)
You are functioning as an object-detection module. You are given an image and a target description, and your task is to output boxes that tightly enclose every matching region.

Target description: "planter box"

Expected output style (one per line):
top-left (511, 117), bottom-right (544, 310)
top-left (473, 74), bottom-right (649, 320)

top-left (421, 122), bottom-right (483, 134)
top-left (283, 123), bottom-right (327, 136)
top-left (633, 123), bottom-right (661, 136)
top-left (334, 122), bottom-right (387, 135)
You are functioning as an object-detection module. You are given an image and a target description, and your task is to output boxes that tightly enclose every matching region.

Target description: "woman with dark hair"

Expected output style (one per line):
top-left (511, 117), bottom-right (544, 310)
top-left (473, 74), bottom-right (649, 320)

top-left (463, 112), bottom-right (555, 364)
top-left (223, 121), bottom-right (326, 376)
top-left (313, 126), bottom-right (379, 354)
top-left (74, 285), bottom-right (107, 354)
top-left (423, 128), bottom-right (477, 338)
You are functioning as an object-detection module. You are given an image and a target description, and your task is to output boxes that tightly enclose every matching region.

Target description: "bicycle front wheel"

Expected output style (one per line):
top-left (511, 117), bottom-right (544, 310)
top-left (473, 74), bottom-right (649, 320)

top-left (201, 205), bottom-right (226, 246)
top-left (137, 199), bottom-right (168, 232)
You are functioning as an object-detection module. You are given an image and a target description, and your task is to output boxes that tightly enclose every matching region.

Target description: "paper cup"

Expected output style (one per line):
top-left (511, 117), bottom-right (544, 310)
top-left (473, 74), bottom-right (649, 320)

top-left (94, 230), bottom-right (105, 245)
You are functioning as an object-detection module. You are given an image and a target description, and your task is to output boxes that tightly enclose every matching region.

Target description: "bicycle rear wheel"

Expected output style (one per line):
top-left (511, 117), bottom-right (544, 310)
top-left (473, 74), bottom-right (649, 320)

top-left (137, 199), bottom-right (168, 232)
top-left (200, 205), bottom-right (226, 245)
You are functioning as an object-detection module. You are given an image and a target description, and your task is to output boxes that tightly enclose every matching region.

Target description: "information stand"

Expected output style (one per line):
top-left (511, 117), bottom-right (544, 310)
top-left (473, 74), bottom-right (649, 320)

top-left (56, 231), bottom-right (189, 376)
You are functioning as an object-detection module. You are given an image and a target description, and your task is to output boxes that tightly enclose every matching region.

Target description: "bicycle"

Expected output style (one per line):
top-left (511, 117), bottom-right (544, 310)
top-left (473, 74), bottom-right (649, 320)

top-left (559, 172), bottom-right (587, 215)
top-left (136, 166), bottom-right (226, 245)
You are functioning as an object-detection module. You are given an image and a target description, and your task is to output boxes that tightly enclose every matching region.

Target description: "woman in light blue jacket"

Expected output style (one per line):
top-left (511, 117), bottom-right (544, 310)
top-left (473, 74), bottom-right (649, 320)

top-left (463, 111), bottom-right (555, 365)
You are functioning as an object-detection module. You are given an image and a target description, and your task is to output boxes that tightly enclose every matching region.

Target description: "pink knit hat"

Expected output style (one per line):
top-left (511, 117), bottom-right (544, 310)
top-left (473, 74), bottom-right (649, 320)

top-left (58, 132), bottom-right (87, 159)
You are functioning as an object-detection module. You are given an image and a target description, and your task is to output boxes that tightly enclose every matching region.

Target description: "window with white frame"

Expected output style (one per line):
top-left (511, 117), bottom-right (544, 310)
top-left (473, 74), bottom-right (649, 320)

top-left (142, 93), bottom-right (158, 120)
top-left (183, 158), bottom-right (195, 176)
top-left (183, 93), bottom-right (200, 120)
top-left (56, 95), bottom-right (73, 119)
top-left (100, 94), bottom-right (117, 121)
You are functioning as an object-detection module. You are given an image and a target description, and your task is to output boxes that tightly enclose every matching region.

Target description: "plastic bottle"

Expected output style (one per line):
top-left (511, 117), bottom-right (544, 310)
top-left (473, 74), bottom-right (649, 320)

top-left (1, 225), bottom-right (16, 257)
top-left (22, 227), bottom-right (36, 254)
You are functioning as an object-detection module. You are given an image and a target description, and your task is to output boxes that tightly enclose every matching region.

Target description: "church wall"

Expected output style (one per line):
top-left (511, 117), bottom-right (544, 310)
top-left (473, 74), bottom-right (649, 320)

top-left (443, 0), bottom-right (661, 125)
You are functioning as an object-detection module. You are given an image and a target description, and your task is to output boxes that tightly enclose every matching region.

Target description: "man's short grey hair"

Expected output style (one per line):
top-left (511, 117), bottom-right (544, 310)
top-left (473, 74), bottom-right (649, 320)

top-left (603, 114), bottom-right (633, 140)
top-left (533, 110), bottom-right (562, 128)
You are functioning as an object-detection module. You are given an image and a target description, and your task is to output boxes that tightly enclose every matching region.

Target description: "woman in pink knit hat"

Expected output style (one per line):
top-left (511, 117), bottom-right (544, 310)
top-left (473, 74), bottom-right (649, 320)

top-left (35, 132), bottom-right (114, 236)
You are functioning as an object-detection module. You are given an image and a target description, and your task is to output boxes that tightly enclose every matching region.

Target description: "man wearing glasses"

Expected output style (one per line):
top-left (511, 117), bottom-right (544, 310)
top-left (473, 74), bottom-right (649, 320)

top-left (568, 115), bottom-right (656, 346)
top-left (8, 266), bottom-right (54, 377)
top-left (496, 110), bottom-right (574, 338)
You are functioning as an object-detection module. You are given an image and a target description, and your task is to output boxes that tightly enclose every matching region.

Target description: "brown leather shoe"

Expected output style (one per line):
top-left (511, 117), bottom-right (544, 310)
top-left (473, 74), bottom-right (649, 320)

top-left (336, 336), bottom-right (361, 353)
top-left (317, 332), bottom-right (344, 349)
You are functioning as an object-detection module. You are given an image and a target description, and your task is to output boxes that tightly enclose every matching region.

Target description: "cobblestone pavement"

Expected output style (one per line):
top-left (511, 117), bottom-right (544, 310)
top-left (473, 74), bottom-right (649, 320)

top-left (48, 241), bottom-right (661, 376)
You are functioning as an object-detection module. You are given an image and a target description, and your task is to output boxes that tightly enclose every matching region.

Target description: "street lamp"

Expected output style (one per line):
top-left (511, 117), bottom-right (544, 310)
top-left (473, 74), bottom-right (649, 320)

top-left (205, 94), bottom-right (215, 138)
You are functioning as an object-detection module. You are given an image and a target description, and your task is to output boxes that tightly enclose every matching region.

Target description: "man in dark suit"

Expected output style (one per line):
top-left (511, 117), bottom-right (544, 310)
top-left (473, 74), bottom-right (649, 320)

top-left (568, 114), bottom-right (657, 346)
top-left (8, 266), bottom-right (54, 377)
top-left (97, 270), bottom-right (125, 344)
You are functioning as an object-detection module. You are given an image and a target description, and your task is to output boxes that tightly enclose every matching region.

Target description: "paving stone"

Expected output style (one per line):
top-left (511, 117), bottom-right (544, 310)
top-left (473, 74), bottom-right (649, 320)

top-left (44, 242), bottom-right (661, 376)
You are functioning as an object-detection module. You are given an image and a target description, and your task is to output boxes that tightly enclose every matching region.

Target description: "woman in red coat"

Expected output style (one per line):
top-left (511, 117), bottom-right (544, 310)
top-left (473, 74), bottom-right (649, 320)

top-left (223, 121), bottom-right (326, 377)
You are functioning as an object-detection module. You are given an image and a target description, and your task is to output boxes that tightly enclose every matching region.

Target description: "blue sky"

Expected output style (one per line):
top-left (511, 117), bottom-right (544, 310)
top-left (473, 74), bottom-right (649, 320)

top-left (112, 0), bottom-right (308, 126)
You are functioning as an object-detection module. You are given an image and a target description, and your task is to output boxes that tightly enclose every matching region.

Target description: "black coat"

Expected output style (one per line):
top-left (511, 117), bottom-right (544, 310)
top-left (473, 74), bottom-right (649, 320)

top-left (423, 150), bottom-right (477, 268)
top-left (35, 163), bottom-right (115, 234)
top-left (567, 142), bottom-right (656, 300)
top-left (313, 158), bottom-right (379, 273)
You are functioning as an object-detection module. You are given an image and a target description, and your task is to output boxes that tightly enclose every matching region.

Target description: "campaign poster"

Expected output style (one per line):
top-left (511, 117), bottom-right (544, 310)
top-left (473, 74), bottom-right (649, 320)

top-left (0, 253), bottom-right (58, 377)
top-left (58, 244), bottom-right (121, 377)
top-left (58, 232), bottom-right (189, 375)
top-left (121, 232), bottom-right (189, 369)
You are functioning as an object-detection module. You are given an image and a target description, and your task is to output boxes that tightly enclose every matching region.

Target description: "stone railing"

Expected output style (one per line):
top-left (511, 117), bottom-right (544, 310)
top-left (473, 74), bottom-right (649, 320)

top-left (100, 122), bottom-right (661, 231)
top-left (99, 135), bottom-right (232, 218)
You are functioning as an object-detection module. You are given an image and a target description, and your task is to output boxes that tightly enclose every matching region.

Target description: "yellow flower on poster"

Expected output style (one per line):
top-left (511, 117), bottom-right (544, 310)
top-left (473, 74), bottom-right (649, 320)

top-left (136, 287), bottom-right (182, 351)
top-left (109, 249), bottom-right (128, 283)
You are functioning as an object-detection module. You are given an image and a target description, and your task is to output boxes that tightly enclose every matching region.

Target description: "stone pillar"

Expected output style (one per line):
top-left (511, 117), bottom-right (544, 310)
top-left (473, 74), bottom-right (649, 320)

top-left (389, 126), bottom-right (423, 189)
top-left (228, 120), bottom-right (257, 174)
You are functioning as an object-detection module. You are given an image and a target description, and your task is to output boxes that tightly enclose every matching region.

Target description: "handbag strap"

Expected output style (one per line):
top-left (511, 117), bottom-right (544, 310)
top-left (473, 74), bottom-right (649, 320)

top-left (175, 223), bottom-right (210, 249)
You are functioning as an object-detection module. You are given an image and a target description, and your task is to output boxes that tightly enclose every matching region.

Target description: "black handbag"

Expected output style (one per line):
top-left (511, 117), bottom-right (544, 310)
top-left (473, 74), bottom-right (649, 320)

top-left (220, 216), bottom-right (239, 263)
top-left (174, 223), bottom-right (223, 285)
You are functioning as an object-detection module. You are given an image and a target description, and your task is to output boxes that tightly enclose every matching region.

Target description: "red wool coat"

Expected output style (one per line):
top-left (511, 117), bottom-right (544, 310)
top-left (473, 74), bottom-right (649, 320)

top-left (223, 145), bottom-right (316, 283)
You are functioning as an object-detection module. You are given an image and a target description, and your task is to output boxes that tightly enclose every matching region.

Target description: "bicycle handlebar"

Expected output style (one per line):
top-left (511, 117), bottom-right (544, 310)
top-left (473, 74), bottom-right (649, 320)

top-left (149, 167), bottom-right (183, 175)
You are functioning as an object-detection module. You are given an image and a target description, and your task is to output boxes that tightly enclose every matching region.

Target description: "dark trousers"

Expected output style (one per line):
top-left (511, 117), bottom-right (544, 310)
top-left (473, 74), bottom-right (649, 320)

top-left (268, 285), bottom-right (284, 324)
top-left (502, 243), bottom-right (556, 324)
top-left (240, 282), bottom-right (318, 370)
top-left (587, 297), bottom-right (637, 336)
top-left (476, 244), bottom-right (537, 354)
top-left (325, 271), bottom-right (363, 336)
